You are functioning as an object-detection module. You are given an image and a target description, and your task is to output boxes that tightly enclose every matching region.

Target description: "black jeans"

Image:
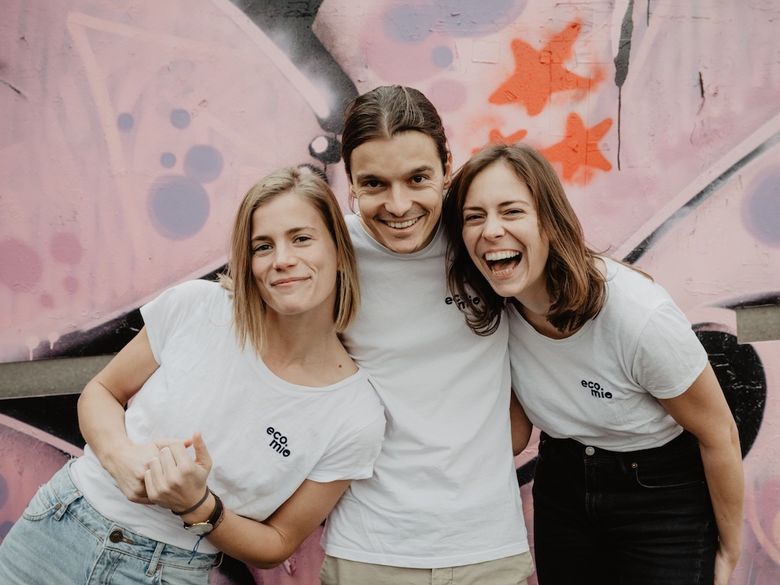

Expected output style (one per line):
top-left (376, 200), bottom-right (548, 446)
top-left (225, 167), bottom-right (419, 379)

top-left (532, 431), bottom-right (718, 585)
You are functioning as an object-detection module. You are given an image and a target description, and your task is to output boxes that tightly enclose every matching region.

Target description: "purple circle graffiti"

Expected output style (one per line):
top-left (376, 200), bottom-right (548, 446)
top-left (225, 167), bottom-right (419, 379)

top-left (147, 176), bottom-right (210, 240)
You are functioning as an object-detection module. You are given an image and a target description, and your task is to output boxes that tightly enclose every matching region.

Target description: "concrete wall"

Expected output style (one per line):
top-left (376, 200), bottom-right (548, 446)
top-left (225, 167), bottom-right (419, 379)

top-left (1, 1), bottom-right (779, 582)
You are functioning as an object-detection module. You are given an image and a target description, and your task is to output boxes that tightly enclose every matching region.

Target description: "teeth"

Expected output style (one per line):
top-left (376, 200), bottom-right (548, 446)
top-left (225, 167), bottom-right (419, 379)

top-left (485, 250), bottom-right (520, 261)
top-left (385, 218), bottom-right (418, 229)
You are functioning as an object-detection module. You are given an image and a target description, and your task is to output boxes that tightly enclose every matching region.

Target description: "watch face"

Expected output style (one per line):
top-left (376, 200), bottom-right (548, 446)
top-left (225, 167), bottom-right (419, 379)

top-left (184, 522), bottom-right (213, 536)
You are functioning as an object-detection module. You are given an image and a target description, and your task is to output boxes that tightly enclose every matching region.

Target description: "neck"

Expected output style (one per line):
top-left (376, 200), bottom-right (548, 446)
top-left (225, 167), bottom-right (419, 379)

top-left (514, 286), bottom-right (568, 339)
top-left (259, 309), bottom-right (356, 386)
top-left (261, 310), bottom-right (339, 366)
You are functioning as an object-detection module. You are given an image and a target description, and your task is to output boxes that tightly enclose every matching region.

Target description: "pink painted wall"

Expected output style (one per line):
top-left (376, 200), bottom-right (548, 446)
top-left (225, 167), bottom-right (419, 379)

top-left (2, 1), bottom-right (779, 582)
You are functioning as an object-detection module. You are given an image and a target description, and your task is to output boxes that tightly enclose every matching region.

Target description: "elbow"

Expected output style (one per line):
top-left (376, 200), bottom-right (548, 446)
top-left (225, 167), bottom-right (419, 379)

top-left (249, 553), bottom-right (289, 570)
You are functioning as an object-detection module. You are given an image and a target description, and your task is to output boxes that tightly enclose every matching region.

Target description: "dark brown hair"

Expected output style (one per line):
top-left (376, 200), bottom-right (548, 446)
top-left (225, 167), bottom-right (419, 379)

top-left (442, 144), bottom-right (606, 336)
top-left (341, 85), bottom-right (448, 179)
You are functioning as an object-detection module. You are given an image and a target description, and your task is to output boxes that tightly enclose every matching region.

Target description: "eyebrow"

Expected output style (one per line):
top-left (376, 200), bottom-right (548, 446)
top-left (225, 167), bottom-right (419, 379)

top-left (354, 164), bottom-right (436, 182)
top-left (463, 199), bottom-right (528, 211)
top-left (251, 226), bottom-right (317, 241)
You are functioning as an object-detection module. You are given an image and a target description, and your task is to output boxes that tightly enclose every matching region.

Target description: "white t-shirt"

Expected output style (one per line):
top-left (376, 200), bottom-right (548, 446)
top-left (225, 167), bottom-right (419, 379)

top-left (71, 280), bottom-right (385, 553)
top-left (509, 258), bottom-right (708, 451)
top-left (321, 216), bottom-right (528, 568)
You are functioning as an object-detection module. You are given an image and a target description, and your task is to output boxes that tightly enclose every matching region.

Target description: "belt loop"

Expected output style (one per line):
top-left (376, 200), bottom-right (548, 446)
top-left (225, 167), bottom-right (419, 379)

top-left (53, 489), bottom-right (82, 521)
top-left (147, 541), bottom-right (165, 576)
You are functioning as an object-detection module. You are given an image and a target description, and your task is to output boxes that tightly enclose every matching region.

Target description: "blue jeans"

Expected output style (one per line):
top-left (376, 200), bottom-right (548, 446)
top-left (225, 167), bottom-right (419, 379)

top-left (532, 431), bottom-right (718, 585)
top-left (0, 460), bottom-right (219, 584)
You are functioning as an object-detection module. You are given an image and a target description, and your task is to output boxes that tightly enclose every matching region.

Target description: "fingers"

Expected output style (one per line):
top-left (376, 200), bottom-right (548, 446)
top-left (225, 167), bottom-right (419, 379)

top-left (192, 433), bottom-right (212, 470)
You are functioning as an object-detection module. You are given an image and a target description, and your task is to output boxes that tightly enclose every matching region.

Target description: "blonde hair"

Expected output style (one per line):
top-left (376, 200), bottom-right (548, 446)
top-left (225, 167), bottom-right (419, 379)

top-left (221, 167), bottom-right (359, 353)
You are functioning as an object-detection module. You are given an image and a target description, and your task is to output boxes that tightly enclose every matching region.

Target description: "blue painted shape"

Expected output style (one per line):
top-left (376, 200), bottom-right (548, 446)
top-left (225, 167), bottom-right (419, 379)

top-left (383, 4), bottom-right (434, 43)
top-left (117, 113), bottom-right (134, 132)
top-left (148, 176), bottom-right (210, 240)
top-left (170, 108), bottom-right (191, 129)
top-left (184, 145), bottom-right (223, 184)
top-left (743, 169), bottom-right (780, 245)
top-left (432, 46), bottom-right (454, 68)
top-left (160, 152), bottom-right (176, 169)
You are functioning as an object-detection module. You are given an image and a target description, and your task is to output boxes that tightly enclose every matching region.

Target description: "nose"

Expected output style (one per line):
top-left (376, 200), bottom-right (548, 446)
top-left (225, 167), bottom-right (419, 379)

top-left (384, 183), bottom-right (413, 216)
top-left (272, 243), bottom-right (297, 270)
top-left (482, 213), bottom-right (505, 240)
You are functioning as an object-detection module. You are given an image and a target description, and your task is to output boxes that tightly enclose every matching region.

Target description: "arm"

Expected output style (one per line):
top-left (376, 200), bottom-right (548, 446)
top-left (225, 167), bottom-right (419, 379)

top-left (77, 327), bottom-right (161, 503)
top-left (145, 436), bottom-right (350, 568)
top-left (658, 363), bottom-right (743, 585)
top-left (510, 391), bottom-right (532, 456)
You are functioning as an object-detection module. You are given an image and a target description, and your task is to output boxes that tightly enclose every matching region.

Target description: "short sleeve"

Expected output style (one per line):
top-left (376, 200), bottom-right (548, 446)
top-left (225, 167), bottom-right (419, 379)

top-left (307, 409), bottom-right (386, 483)
top-left (631, 300), bottom-right (708, 399)
top-left (140, 280), bottom-right (210, 364)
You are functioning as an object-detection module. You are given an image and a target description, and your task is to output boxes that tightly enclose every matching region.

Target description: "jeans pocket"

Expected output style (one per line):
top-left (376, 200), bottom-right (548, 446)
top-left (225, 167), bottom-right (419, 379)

top-left (631, 461), bottom-right (706, 489)
top-left (21, 482), bottom-right (61, 522)
top-left (158, 564), bottom-right (210, 585)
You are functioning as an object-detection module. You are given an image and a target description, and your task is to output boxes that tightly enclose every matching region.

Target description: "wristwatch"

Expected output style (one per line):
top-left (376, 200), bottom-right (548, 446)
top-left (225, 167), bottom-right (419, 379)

top-left (182, 490), bottom-right (224, 536)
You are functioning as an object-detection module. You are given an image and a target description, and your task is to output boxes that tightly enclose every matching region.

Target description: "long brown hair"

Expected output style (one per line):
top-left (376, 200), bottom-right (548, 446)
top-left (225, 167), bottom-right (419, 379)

top-left (443, 144), bottom-right (605, 336)
top-left (221, 167), bottom-right (360, 354)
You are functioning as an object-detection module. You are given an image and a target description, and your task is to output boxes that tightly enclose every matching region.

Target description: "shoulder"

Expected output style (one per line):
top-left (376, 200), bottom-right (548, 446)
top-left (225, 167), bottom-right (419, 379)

top-left (602, 259), bottom-right (672, 318)
top-left (150, 279), bottom-right (229, 317)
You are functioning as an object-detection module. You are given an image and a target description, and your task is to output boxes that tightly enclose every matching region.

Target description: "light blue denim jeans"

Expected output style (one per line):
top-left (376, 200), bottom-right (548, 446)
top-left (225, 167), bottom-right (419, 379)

top-left (0, 460), bottom-right (219, 584)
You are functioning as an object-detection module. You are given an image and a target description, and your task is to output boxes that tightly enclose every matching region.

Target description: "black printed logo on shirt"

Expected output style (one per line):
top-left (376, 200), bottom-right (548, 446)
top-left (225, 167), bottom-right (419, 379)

top-left (266, 426), bottom-right (292, 457)
top-left (580, 379), bottom-right (613, 400)
top-left (444, 293), bottom-right (481, 309)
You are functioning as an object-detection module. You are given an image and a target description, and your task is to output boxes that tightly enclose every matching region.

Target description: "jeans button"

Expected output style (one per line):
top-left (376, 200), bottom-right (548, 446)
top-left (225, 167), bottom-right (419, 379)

top-left (584, 446), bottom-right (596, 456)
top-left (109, 529), bottom-right (123, 543)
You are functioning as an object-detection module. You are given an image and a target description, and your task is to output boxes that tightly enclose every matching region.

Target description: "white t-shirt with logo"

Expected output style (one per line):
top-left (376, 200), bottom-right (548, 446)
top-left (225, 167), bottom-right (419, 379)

top-left (321, 216), bottom-right (528, 568)
top-left (509, 258), bottom-right (708, 451)
top-left (71, 280), bottom-right (385, 553)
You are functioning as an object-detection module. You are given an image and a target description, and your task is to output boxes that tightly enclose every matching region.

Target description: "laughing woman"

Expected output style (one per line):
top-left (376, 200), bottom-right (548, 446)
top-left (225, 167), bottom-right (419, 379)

top-left (0, 167), bottom-right (385, 584)
top-left (442, 144), bottom-right (743, 585)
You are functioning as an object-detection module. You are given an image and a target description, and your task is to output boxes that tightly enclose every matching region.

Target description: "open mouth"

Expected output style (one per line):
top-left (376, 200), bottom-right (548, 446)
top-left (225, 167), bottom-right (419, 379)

top-left (484, 250), bottom-right (522, 276)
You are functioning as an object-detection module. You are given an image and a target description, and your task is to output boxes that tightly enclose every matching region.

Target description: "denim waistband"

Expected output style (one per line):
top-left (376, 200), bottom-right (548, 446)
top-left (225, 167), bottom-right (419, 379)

top-left (52, 460), bottom-right (220, 571)
top-left (538, 430), bottom-right (701, 465)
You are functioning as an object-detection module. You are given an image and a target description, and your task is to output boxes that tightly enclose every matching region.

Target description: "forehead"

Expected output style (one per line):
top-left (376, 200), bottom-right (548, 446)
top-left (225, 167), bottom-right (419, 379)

top-left (250, 192), bottom-right (326, 234)
top-left (465, 160), bottom-right (533, 205)
top-left (350, 131), bottom-right (442, 177)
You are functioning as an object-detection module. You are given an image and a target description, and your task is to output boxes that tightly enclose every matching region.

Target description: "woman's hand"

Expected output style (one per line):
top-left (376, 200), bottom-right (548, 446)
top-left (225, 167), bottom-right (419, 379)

top-left (144, 433), bottom-right (213, 513)
top-left (714, 545), bottom-right (740, 585)
top-left (104, 441), bottom-right (165, 503)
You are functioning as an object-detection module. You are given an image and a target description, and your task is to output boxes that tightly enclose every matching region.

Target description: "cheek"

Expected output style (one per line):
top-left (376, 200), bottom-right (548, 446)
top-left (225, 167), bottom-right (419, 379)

top-left (357, 197), bottom-right (377, 218)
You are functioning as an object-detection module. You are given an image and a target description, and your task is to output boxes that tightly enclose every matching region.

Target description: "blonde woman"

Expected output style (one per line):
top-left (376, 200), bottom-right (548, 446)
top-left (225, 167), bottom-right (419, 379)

top-left (0, 167), bottom-right (385, 584)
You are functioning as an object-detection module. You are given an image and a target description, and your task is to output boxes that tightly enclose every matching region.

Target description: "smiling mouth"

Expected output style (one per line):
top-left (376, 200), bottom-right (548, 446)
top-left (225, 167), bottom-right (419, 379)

top-left (484, 250), bottom-right (522, 277)
top-left (271, 277), bottom-right (310, 287)
top-left (381, 217), bottom-right (421, 230)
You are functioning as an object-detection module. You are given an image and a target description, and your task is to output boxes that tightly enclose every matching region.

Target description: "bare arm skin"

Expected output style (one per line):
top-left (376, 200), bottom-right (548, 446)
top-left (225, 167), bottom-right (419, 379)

top-left (510, 392), bottom-right (532, 456)
top-left (77, 327), bottom-right (162, 503)
top-left (659, 363), bottom-right (743, 585)
top-left (145, 436), bottom-right (350, 568)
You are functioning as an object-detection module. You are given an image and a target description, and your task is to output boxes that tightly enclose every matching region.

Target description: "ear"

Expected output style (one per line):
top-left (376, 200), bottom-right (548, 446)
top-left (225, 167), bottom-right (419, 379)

top-left (347, 186), bottom-right (359, 214)
top-left (443, 151), bottom-right (454, 189)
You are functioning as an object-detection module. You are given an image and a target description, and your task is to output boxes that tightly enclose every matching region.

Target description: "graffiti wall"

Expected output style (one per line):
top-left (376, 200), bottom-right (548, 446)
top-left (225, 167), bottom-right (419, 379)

top-left (1, 0), bottom-right (778, 582)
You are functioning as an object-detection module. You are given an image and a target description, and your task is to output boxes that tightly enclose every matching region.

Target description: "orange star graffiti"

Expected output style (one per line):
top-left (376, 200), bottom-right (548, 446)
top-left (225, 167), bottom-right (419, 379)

top-left (471, 128), bottom-right (529, 153)
top-left (540, 113), bottom-right (612, 184)
top-left (489, 20), bottom-right (604, 116)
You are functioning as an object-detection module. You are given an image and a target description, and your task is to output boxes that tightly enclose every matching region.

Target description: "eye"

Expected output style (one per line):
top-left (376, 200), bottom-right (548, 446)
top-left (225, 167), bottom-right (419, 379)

top-left (410, 174), bottom-right (427, 184)
top-left (504, 208), bottom-right (525, 217)
top-left (293, 234), bottom-right (312, 244)
top-left (463, 212), bottom-right (484, 224)
top-left (252, 243), bottom-right (272, 255)
top-left (360, 179), bottom-right (383, 191)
